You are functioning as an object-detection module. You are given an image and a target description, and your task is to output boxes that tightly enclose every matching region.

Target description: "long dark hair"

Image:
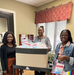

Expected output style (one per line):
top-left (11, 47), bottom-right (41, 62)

top-left (60, 29), bottom-right (73, 43)
top-left (2, 31), bottom-right (16, 45)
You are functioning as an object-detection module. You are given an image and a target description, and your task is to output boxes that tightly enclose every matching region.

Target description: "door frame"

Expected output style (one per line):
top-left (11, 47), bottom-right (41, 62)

top-left (0, 8), bottom-right (17, 43)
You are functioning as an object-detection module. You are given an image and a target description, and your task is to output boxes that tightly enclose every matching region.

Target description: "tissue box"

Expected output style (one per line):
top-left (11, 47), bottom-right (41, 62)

top-left (16, 48), bottom-right (48, 68)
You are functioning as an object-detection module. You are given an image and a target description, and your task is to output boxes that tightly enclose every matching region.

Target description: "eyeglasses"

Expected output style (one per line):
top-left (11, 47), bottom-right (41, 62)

top-left (38, 30), bottom-right (43, 31)
top-left (7, 37), bottom-right (13, 38)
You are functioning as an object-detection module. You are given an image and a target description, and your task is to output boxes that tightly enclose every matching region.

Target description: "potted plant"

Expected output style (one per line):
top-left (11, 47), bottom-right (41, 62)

top-left (48, 53), bottom-right (55, 61)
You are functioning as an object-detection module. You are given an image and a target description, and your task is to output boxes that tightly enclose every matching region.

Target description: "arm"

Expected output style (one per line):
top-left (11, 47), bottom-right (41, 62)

top-left (53, 44), bottom-right (60, 64)
top-left (58, 48), bottom-right (74, 65)
top-left (68, 47), bottom-right (74, 65)
top-left (58, 55), bottom-right (70, 61)
top-left (1, 46), bottom-right (6, 71)
top-left (46, 37), bottom-right (52, 51)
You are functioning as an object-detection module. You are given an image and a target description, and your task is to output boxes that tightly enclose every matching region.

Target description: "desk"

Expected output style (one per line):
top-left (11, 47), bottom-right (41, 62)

top-left (15, 48), bottom-right (52, 75)
top-left (13, 65), bottom-right (52, 75)
top-left (16, 48), bottom-right (49, 68)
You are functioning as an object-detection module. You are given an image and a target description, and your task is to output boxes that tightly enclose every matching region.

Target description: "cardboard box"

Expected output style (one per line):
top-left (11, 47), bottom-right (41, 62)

top-left (16, 48), bottom-right (48, 68)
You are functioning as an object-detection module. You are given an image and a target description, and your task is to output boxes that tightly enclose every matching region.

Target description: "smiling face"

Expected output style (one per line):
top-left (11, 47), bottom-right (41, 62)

top-left (38, 27), bottom-right (44, 36)
top-left (7, 34), bottom-right (13, 43)
top-left (60, 31), bottom-right (69, 44)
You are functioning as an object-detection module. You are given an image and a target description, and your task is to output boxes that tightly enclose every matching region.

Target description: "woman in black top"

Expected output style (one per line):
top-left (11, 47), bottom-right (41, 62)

top-left (1, 31), bottom-right (19, 75)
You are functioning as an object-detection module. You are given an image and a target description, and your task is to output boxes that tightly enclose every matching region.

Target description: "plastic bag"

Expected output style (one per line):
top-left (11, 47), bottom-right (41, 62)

top-left (22, 37), bottom-right (31, 48)
top-left (21, 38), bottom-right (47, 48)
top-left (37, 42), bottom-right (47, 48)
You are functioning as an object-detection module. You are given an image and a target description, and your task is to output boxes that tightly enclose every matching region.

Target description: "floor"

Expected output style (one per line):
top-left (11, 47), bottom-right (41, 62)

top-left (0, 69), bottom-right (52, 75)
top-left (0, 70), bottom-right (34, 75)
top-left (22, 70), bottom-right (52, 75)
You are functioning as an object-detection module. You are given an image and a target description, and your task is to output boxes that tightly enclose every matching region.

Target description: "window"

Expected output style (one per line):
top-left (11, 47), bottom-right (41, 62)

top-left (45, 22), bottom-right (55, 50)
top-left (55, 20), bottom-right (67, 48)
top-left (37, 20), bottom-right (67, 50)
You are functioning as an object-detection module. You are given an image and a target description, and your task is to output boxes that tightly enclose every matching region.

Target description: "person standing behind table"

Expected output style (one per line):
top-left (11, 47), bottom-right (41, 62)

top-left (33, 26), bottom-right (52, 75)
top-left (1, 31), bottom-right (19, 75)
top-left (53, 29), bottom-right (74, 75)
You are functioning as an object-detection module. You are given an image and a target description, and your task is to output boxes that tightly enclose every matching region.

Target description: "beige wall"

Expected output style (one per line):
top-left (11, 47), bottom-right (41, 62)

top-left (37, 0), bottom-right (74, 42)
top-left (0, 0), bottom-right (74, 45)
top-left (0, 18), bottom-right (7, 34)
top-left (0, 0), bottom-right (37, 45)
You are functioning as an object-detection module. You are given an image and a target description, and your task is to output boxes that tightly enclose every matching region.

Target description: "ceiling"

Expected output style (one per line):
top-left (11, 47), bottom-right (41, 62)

top-left (16, 0), bottom-right (55, 7)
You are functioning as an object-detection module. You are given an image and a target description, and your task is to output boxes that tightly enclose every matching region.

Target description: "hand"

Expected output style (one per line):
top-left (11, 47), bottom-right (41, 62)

top-left (3, 70), bottom-right (7, 74)
top-left (46, 45), bottom-right (48, 47)
top-left (46, 45), bottom-right (49, 49)
top-left (58, 55), bottom-right (66, 62)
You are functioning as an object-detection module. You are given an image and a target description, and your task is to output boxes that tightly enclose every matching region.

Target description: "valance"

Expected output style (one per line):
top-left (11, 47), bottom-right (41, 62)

top-left (35, 2), bottom-right (73, 24)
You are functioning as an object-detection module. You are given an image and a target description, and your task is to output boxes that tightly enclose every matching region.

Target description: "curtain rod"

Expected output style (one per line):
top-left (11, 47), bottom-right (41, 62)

top-left (35, 1), bottom-right (73, 13)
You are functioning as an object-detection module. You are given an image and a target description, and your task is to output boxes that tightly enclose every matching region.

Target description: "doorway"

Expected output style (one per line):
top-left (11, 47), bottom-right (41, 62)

top-left (0, 8), bottom-right (17, 43)
top-left (0, 11), bottom-right (14, 33)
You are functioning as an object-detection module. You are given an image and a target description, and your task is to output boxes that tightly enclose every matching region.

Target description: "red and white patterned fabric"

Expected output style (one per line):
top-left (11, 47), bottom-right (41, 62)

top-left (59, 2), bottom-right (73, 21)
top-left (35, 2), bottom-right (73, 24)
top-left (35, 10), bottom-right (46, 24)
top-left (46, 8), bottom-right (53, 22)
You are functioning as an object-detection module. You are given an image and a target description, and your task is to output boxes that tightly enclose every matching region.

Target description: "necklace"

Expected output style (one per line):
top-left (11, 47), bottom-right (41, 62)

top-left (38, 36), bottom-right (45, 42)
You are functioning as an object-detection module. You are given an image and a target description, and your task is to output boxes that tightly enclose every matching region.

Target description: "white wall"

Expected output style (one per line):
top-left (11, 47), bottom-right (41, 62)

top-left (0, 18), bottom-right (7, 34)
